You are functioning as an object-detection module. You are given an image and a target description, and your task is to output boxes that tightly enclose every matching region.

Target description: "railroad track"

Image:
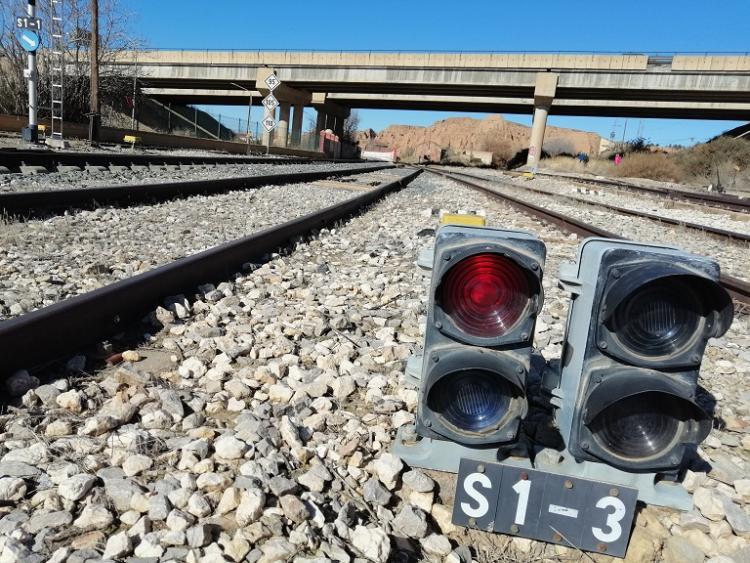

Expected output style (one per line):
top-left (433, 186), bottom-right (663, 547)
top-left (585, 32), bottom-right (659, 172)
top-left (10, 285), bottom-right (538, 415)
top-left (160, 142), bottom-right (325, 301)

top-left (426, 167), bottom-right (750, 307)
top-left (0, 148), bottom-right (359, 173)
top-left (524, 170), bottom-right (750, 214)
top-left (0, 169), bottom-right (422, 376)
top-left (0, 164), bottom-right (396, 218)
top-left (438, 167), bottom-right (750, 244)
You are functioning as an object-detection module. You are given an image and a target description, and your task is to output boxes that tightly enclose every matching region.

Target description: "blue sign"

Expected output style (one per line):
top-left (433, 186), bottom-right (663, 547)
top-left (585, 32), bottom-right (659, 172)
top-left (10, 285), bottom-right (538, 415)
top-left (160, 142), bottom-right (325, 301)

top-left (17, 29), bottom-right (40, 53)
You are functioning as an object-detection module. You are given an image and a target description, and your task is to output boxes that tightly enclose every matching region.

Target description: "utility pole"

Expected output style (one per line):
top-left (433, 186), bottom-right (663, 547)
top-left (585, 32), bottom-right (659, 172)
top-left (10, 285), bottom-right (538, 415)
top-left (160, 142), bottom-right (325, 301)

top-left (19, 0), bottom-right (40, 143)
top-left (231, 82), bottom-right (253, 146)
top-left (88, 0), bottom-right (100, 143)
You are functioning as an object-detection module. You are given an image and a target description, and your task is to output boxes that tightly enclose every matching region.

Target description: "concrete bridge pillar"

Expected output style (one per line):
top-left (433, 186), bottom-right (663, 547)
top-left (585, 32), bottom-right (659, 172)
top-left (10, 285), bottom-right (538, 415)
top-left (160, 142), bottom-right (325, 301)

top-left (291, 104), bottom-right (304, 147)
top-left (276, 102), bottom-right (291, 147)
top-left (526, 73), bottom-right (559, 169)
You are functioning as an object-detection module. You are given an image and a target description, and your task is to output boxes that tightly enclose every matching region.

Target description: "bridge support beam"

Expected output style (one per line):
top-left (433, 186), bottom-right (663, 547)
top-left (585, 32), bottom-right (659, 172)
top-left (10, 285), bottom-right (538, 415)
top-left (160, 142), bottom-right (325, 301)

top-left (291, 104), bottom-right (304, 147)
top-left (276, 102), bottom-right (290, 147)
top-left (312, 92), bottom-right (350, 138)
top-left (526, 73), bottom-right (558, 169)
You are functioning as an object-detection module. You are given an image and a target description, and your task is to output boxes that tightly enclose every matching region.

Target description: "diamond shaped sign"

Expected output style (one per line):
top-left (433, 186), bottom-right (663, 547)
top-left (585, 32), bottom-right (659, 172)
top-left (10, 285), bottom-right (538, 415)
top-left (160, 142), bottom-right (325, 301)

top-left (264, 73), bottom-right (281, 91)
top-left (262, 117), bottom-right (277, 132)
top-left (262, 94), bottom-right (279, 111)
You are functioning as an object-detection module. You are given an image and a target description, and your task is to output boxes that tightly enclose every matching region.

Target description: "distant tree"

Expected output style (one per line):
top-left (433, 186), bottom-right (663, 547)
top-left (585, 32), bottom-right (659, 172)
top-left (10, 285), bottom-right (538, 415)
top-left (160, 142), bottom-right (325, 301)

top-left (0, 0), bottom-right (141, 121)
top-left (342, 110), bottom-right (360, 143)
top-left (625, 137), bottom-right (650, 153)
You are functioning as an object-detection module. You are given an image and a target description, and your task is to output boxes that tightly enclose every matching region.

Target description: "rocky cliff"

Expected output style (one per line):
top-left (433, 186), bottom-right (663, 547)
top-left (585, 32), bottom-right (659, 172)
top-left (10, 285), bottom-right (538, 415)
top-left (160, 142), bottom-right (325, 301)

top-left (357, 115), bottom-right (603, 163)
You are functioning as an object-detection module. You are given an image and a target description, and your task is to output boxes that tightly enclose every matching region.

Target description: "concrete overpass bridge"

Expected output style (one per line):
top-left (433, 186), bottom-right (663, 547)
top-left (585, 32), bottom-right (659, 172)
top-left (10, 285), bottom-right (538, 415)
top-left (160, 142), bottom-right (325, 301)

top-left (112, 50), bottom-right (750, 164)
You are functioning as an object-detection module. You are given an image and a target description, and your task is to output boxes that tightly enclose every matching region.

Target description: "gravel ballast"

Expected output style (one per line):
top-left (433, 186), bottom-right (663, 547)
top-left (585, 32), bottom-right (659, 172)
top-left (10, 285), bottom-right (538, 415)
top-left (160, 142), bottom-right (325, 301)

top-left (450, 166), bottom-right (750, 236)
top-left (439, 167), bottom-right (750, 281)
top-left (0, 172), bottom-right (748, 563)
top-left (0, 169), bottom-right (396, 319)
top-left (0, 162), bottom-right (388, 193)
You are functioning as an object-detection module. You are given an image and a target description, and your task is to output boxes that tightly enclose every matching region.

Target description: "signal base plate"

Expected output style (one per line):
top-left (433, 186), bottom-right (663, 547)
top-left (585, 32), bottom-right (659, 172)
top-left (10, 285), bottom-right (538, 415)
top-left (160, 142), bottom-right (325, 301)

top-left (393, 425), bottom-right (693, 511)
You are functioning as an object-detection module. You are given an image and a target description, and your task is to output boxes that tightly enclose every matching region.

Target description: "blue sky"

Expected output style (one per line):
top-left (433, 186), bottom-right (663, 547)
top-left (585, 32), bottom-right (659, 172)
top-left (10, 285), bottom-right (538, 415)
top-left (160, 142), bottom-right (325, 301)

top-left (124, 0), bottom-right (750, 145)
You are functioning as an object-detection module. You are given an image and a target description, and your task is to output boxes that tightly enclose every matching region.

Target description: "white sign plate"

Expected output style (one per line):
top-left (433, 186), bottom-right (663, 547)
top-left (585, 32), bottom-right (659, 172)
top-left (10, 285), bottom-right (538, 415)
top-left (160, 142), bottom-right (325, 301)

top-left (262, 117), bottom-right (277, 132)
top-left (262, 94), bottom-right (279, 111)
top-left (264, 73), bottom-right (281, 91)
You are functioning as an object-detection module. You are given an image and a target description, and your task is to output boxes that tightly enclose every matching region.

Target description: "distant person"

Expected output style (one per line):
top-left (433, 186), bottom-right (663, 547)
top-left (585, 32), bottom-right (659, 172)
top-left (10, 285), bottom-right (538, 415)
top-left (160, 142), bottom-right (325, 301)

top-left (577, 152), bottom-right (589, 165)
top-left (614, 153), bottom-right (623, 166)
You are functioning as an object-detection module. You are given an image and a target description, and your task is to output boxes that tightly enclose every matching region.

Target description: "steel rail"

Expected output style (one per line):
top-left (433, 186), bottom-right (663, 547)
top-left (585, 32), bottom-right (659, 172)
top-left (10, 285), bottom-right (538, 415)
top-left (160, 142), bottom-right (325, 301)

top-left (0, 164), bottom-right (396, 218)
top-left (0, 149), bottom-right (363, 173)
top-left (441, 168), bottom-right (750, 244)
top-left (427, 168), bottom-right (750, 307)
top-left (522, 170), bottom-right (750, 214)
top-left (0, 169), bottom-right (422, 376)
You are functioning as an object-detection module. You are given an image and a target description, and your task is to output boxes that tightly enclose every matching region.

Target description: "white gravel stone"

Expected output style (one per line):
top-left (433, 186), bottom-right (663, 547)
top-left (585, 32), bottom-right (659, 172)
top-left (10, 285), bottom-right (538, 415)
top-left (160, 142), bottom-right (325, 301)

top-left (372, 453), bottom-right (404, 490)
top-left (102, 531), bottom-right (132, 559)
top-left (332, 376), bottom-right (356, 399)
top-left (58, 474), bottom-right (96, 501)
top-left (122, 454), bottom-right (153, 476)
top-left (55, 390), bottom-right (83, 412)
top-left (351, 525), bottom-right (391, 562)
top-left (214, 435), bottom-right (248, 459)
top-left (0, 478), bottom-right (26, 502)
top-left (236, 488), bottom-right (266, 526)
top-left (694, 487), bottom-right (727, 521)
top-left (73, 504), bottom-right (113, 529)
top-left (268, 384), bottom-right (294, 403)
top-left (421, 533), bottom-right (452, 557)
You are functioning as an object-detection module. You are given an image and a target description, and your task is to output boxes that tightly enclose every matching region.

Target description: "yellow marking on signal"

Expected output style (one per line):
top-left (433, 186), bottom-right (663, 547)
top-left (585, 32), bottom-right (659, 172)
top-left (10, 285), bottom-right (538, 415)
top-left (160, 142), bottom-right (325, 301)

top-left (440, 213), bottom-right (487, 227)
top-left (123, 135), bottom-right (141, 144)
top-left (522, 172), bottom-right (535, 180)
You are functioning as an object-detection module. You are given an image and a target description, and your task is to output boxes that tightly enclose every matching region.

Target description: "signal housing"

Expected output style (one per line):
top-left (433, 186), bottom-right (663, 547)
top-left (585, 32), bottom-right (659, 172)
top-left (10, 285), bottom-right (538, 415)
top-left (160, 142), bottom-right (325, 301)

top-left (416, 225), bottom-right (546, 446)
top-left (553, 238), bottom-right (732, 473)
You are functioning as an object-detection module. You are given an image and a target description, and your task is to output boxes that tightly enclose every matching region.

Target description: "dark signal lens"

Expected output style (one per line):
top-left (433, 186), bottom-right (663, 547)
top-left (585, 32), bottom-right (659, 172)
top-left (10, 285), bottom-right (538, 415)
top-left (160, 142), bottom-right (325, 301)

top-left (427, 371), bottom-right (512, 433)
top-left (589, 393), bottom-right (687, 460)
top-left (609, 279), bottom-right (701, 357)
top-left (441, 253), bottom-right (531, 338)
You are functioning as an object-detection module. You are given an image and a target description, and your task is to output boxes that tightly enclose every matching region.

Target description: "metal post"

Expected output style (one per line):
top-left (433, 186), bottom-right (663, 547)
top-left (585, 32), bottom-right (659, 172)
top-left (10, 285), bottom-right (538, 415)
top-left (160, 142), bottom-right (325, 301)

top-left (247, 92), bottom-right (253, 145)
top-left (168, 103), bottom-right (172, 133)
top-left (23, 0), bottom-right (38, 143)
top-left (194, 107), bottom-right (198, 137)
top-left (131, 73), bottom-right (137, 130)
top-left (128, 51), bottom-right (137, 131)
top-left (88, 0), bottom-right (100, 143)
top-left (218, 114), bottom-right (221, 139)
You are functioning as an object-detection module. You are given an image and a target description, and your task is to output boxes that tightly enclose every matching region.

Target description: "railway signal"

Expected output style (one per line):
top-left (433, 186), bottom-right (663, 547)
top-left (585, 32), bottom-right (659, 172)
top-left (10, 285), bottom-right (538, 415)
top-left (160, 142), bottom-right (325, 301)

top-left (552, 238), bottom-right (733, 474)
top-left (415, 224), bottom-right (546, 447)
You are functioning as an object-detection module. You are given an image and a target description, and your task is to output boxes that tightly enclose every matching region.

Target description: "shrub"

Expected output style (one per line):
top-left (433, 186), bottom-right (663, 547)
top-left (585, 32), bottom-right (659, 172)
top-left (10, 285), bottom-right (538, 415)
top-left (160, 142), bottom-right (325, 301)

top-left (479, 137), bottom-right (516, 168)
top-left (675, 137), bottom-right (750, 182)
top-left (613, 152), bottom-right (682, 182)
